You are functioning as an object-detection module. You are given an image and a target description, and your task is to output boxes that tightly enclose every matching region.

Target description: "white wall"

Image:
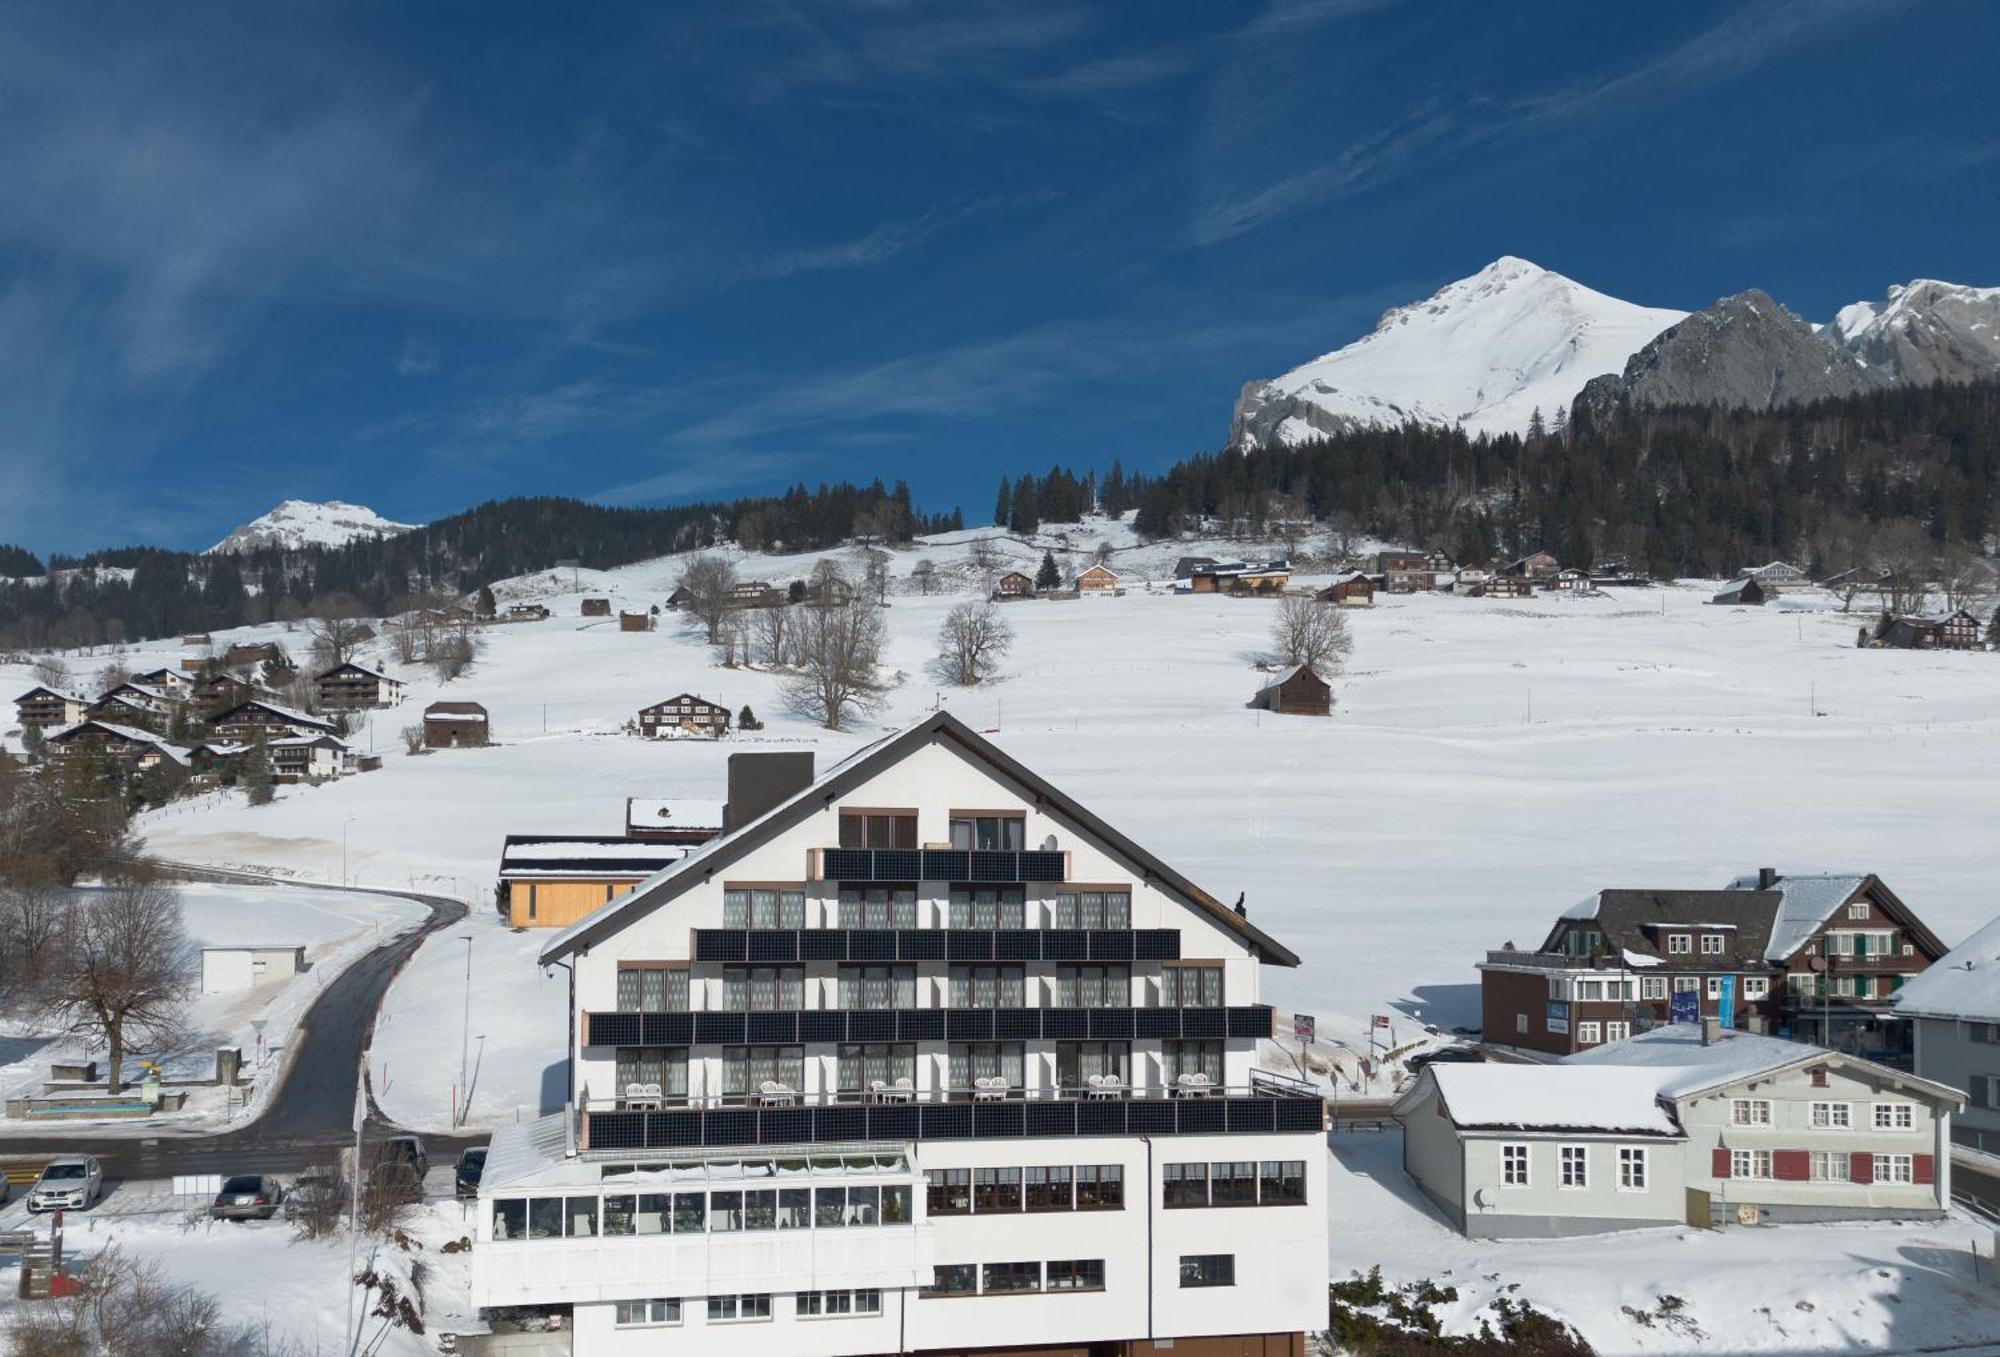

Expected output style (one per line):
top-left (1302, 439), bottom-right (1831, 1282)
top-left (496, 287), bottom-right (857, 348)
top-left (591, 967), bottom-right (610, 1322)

top-left (199, 947), bottom-right (303, 995)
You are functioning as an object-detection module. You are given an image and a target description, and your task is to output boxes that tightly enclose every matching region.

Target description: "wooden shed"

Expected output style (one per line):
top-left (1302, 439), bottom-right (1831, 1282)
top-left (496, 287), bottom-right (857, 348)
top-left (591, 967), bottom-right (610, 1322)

top-left (1317, 572), bottom-right (1374, 607)
top-left (424, 701), bottom-right (491, 748)
top-left (1711, 577), bottom-right (1766, 606)
top-left (618, 611), bottom-right (654, 632)
top-left (1253, 663), bottom-right (1332, 716)
top-left (581, 597), bottom-right (612, 616)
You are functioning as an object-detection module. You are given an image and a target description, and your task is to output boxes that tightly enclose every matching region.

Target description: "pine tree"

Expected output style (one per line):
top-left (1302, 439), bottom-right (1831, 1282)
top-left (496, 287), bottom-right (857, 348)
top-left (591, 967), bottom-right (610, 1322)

top-left (993, 478), bottom-right (1011, 528)
top-left (1011, 480), bottom-right (1040, 535)
top-left (1035, 551), bottom-right (1062, 590)
top-left (476, 584), bottom-right (497, 618)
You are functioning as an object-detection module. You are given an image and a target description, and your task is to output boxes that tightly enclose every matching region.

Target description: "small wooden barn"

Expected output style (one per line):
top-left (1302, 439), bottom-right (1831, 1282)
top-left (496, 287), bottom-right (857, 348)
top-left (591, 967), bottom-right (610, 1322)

top-left (1253, 663), bottom-right (1332, 716)
top-left (619, 611), bottom-right (654, 633)
top-left (1711, 577), bottom-right (1766, 606)
top-left (424, 701), bottom-right (491, 748)
top-left (1317, 573), bottom-right (1374, 607)
top-left (581, 597), bottom-right (612, 616)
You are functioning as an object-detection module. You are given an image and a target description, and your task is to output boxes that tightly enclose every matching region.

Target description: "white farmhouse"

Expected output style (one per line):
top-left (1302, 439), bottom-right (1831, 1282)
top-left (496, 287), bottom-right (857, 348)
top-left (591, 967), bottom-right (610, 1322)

top-left (1397, 1023), bottom-right (1960, 1237)
top-left (468, 712), bottom-right (1328, 1356)
top-left (1894, 913), bottom-right (2000, 1156)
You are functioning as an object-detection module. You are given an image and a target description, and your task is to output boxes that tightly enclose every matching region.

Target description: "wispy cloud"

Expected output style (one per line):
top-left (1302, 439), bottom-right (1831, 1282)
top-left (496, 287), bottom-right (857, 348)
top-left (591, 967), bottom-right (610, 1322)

top-left (396, 335), bottom-right (440, 376)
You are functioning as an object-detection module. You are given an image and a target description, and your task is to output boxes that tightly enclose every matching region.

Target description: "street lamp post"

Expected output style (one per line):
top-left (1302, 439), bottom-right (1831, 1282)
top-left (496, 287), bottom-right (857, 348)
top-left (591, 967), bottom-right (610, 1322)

top-left (458, 933), bottom-right (475, 1126)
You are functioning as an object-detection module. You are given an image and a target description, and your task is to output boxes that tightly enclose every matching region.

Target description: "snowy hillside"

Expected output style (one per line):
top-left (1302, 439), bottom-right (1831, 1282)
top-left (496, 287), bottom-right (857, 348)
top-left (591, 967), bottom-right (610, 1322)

top-left (206, 498), bottom-right (417, 554)
top-left (1231, 257), bottom-right (1686, 445)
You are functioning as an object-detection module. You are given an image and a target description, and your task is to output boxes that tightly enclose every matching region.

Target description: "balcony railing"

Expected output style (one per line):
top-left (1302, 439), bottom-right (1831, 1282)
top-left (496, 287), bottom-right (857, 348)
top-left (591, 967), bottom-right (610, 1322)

top-left (693, 928), bottom-right (1181, 964)
top-left (584, 1005), bottom-right (1275, 1048)
top-left (819, 848), bottom-right (1066, 883)
top-left (579, 1081), bottom-right (1326, 1152)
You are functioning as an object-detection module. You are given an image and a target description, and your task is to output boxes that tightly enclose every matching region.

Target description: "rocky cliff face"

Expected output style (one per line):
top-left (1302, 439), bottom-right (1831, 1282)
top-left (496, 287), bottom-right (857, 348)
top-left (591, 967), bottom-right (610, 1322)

top-left (1832, 279), bottom-right (2000, 385)
top-left (1573, 290), bottom-right (1884, 423)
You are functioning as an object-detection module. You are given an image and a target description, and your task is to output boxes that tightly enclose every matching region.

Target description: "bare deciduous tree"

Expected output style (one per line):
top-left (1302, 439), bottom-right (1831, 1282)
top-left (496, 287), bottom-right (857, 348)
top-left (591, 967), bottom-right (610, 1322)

top-left (430, 631), bottom-right (477, 681)
top-left (1873, 521), bottom-right (1934, 616)
top-left (755, 602), bottom-right (792, 667)
top-left (936, 601), bottom-right (1014, 686)
top-left (784, 602), bottom-right (889, 731)
top-left (911, 559), bottom-right (938, 595)
top-left (39, 877), bottom-right (197, 1094)
top-left (678, 554), bottom-right (737, 643)
top-left (401, 724), bottom-right (426, 755)
top-left (30, 655), bottom-right (70, 691)
top-left (304, 593), bottom-right (371, 669)
top-left (1269, 595), bottom-right (1353, 674)
top-left (1938, 541), bottom-right (1991, 613)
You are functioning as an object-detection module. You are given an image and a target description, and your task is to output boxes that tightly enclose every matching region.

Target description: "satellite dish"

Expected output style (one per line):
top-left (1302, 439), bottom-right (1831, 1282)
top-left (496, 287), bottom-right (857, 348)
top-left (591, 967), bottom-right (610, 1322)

top-left (1041, 834), bottom-right (1057, 852)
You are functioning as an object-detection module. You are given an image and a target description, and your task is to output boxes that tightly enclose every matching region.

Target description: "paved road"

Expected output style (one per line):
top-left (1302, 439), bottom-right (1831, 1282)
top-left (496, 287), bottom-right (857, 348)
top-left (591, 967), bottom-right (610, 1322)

top-left (1, 870), bottom-right (484, 1183)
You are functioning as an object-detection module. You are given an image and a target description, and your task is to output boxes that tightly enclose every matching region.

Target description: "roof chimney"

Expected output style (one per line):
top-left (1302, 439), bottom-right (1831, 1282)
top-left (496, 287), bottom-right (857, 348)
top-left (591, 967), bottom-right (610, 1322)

top-left (1701, 1016), bottom-right (1723, 1046)
top-left (725, 751), bottom-right (815, 832)
top-left (1756, 867), bottom-right (1777, 891)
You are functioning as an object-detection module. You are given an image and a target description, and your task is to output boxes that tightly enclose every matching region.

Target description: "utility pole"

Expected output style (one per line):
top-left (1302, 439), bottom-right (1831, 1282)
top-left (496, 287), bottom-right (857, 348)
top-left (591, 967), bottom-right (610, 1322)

top-left (341, 817), bottom-right (357, 886)
top-left (458, 933), bottom-right (475, 1126)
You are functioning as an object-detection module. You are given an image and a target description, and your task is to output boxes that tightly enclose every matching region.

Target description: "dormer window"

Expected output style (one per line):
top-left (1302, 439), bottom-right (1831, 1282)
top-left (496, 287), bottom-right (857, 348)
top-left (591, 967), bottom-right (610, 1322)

top-left (1700, 935), bottom-right (1724, 955)
top-left (1666, 934), bottom-right (1692, 955)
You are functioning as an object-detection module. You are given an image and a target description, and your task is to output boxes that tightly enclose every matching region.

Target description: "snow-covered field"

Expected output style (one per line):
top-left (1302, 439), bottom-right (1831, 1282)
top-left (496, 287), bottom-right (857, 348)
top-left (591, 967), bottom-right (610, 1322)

top-left (0, 883), bottom-right (424, 1135)
top-left (1331, 1128), bottom-right (2000, 1352)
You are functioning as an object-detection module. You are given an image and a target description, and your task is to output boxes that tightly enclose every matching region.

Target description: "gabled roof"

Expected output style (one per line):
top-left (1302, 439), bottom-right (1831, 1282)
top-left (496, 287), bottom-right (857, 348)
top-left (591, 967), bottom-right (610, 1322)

top-left (315, 661), bottom-right (398, 684)
top-left (1895, 914), bottom-right (2000, 1022)
top-left (209, 699), bottom-right (337, 732)
top-left (1544, 888), bottom-right (1778, 965)
top-left (1397, 1064), bottom-right (1683, 1138)
top-left (425, 701), bottom-right (489, 718)
top-left (500, 835), bottom-right (694, 879)
top-left (1254, 663), bottom-right (1327, 699)
top-left (542, 711), bottom-right (1300, 967)
top-left (48, 719), bottom-right (160, 745)
top-left (1722, 871), bottom-right (1944, 962)
top-left (641, 692), bottom-right (727, 712)
top-left (1564, 1025), bottom-right (1963, 1106)
top-left (14, 685), bottom-right (87, 704)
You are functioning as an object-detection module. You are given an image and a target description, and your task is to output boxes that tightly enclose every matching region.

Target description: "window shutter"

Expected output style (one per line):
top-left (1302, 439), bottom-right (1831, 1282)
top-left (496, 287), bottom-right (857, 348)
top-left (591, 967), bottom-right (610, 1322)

top-left (1913, 1154), bottom-right (1935, 1185)
top-left (1711, 1148), bottom-right (1732, 1178)
top-left (1772, 1150), bottom-right (1809, 1181)
top-left (1849, 1152), bottom-right (1874, 1184)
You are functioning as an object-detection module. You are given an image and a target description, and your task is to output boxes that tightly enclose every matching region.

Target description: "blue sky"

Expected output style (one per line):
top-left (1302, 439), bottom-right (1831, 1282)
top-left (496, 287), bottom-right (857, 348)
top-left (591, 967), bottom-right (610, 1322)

top-left (1, 0), bottom-right (1994, 555)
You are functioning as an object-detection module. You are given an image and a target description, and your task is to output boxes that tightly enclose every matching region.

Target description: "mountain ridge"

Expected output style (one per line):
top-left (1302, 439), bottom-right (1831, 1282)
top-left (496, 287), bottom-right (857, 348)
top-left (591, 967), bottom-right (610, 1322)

top-left (206, 499), bottom-right (419, 555)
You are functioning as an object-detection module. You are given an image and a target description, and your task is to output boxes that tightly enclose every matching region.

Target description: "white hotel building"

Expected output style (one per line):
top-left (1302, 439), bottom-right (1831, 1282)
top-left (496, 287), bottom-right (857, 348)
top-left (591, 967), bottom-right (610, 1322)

top-left (469, 713), bottom-right (1328, 1357)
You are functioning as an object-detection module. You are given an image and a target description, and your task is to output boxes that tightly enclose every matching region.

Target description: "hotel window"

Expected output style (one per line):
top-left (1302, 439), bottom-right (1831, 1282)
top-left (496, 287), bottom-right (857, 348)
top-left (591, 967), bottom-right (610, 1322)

top-left (1700, 935), bottom-right (1725, 955)
top-left (949, 964), bottom-right (1025, 1008)
top-left (1559, 1146), bottom-right (1588, 1189)
top-left (778, 1188), bottom-right (812, 1228)
top-left (1501, 1145), bottom-right (1529, 1186)
top-left (1874, 1102), bottom-right (1915, 1131)
top-left (925, 1169), bottom-right (970, 1216)
top-left (1575, 1021), bottom-right (1601, 1045)
top-left (1162, 1039), bottom-right (1223, 1085)
top-left (1210, 1161), bottom-right (1258, 1205)
top-left (1618, 1148), bottom-right (1647, 1191)
top-left (924, 1265), bottom-right (977, 1297)
top-left (1731, 1149), bottom-right (1772, 1179)
top-left (974, 1167), bottom-right (1023, 1213)
top-left (616, 967), bottom-right (689, 1012)
top-left (614, 1048), bottom-right (688, 1099)
top-left (1261, 1160), bottom-right (1308, 1204)
top-left (838, 887), bottom-right (917, 929)
top-left (722, 966), bottom-right (803, 1012)
top-left (721, 1045), bottom-right (804, 1097)
top-left (1160, 964), bottom-right (1224, 1008)
top-left (1641, 977), bottom-right (1667, 1000)
top-left (1179, 1255), bottom-right (1235, 1288)
top-left (838, 966), bottom-right (915, 1010)
top-left (1046, 1260), bottom-right (1105, 1292)
top-left (1054, 890), bottom-right (1131, 930)
top-left (1873, 1154), bottom-right (1914, 1184)
top-left (814, 1188), bottom-right (848, 1229)
top-left (983, 1262), bottom-right (1042, 1295)
top-left (948, 887), bottom-right (1025, 930)
top-left (1026, 1165), bottom-right (1073, 1211)
top-left (1075, 1164), bottom-right (1123, 1209)
top-left (710, 1191), bottom-right (746, 1232)
top-left (797, 1289), bottom-right (882, 1318)
top-left (1057, 964), bottom-right (1131, 1008)
top-left (706, 1295), bottom-right (772, 1322)
top-left (1730, 1098), bottom-right (1772, 1126)
top-left (1667, 934), bottom-right (1692, 955)
top-left (1163, 1162), bottom-right (1209, 1208)
top-left (722, 887), bottom-right (806, 930)
top-left (948, 1041), bottom-right (1025, 1090)
top-left (949, 814), bottom-right (1025, 851)
top-left (837, 1043), bottom-right (915, 1094)
top-left (1056, 1041), bottom-right (1130, 1090)
top-left (614, 1299), bottom-right (681, 1327)
top-left (600, 1193), bottom-right (671, 1236)
top-left (838, 811), bottom-right (916, 849)
top-left (882, 1185), bottom-right (912, 1224)
top-left (1809, 1151), bottom-right (1850, 1182)
top-left (1810, 1102), bottom-right (1852, 1129)
top-left (1742, 977), bottom-right (1769, 999)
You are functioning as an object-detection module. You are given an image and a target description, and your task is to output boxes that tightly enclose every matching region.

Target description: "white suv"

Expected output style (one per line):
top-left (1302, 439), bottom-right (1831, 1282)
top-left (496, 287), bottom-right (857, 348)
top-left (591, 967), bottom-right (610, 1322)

top-left (26, 1155), bottom-right (103, 1213)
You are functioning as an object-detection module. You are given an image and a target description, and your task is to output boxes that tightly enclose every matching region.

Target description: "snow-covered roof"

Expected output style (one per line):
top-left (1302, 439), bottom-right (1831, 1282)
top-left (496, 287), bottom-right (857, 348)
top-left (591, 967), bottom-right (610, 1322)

top-left (15, 685), bottom-right (87, 703)
top-left (1894, 914), bottom-right (2000, 1022)
top-left (1559, 892), bottom-right (1604, 921)
top-left (500, 837), bottom-right (694, 878)
top-left (625, 798), bottom-right (727, 831)
top-left (1420, 1065), bottom-right (1683, 1137)
top-left (1564, 1025), bottom-right (1959, 1107)
top-left (319, 661), bottom-right (398, 684)
top-left (51, 719), bottom-right (160, 744)
top-left (481, 1111), bottom-right (578, 1191)
top-left (1725, 872), bottom-right (1869, 962)
top-left (219, 699), bottom-right (335, 729)
top-left (1622, 948), bottom-right (1664, 969)
top-left (1255, 663), bottom-right (1324, 696)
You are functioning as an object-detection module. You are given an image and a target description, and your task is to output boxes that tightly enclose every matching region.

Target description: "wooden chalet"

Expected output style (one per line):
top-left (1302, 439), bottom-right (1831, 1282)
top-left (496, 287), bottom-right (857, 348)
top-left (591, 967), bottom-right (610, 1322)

top-left (222, 642), bottom-right (282, 669)
top-left (808, 575), bottom-right (856, 607)
top-left (1499, 550), bottom-right (1561, 579)
top-left (1477, 576), bottom-right (1534, 598)
top-left (208, 699), bottom-right (338, 742)
top-left (13, 686), bottom-right (88, 730)
top-left (315, 662), bottom-right (404, 712)
top-left (727, 580), bottom-right (781, 609)
top-left (506, 603), bottom-right (551, 622)
top-left (192, 674), bottom-right (278, 711)
top-left (991, 570), bottom-right (1035, 601)
top-left (44, 720), bottom-right (187, 771)
top-left (1544, 567), bottom-right (1592, 592)
top-left (1932, 608), bottom-right (1983, 650)
top-left (1737, 560), bottom-right (1811, 592)
top-left (85, 692), bottom-right (166, 732)
top-left (132, 668), bottom-right (196, 698)
top-left (638, 693), bottom-right (730, 739)
top-left (97, 681), bottom-right (177, 717)
top-left (1376, 550), bottom-right (1432, 593)
top-left (618, 610), bottom-right (654, 633)
top-left (624, 797), bottom-right (727, 844)
top-left (1711, 577), bottom-right (1767, 606)
top-left (1075, 563), bottom-right (1120, 595)
top-left (424, 701), bottom-right (491, 748)
top-left (497, 834), bottom-right (695, 928)
top-left (1316, 572), bottom-right (1374, 607)
top-left (1252, 663), bottom-right (1332, 717)
top-left (581, 597), bottom-right (613, 616)
top-left (180, 632), bottom-right (213, 647)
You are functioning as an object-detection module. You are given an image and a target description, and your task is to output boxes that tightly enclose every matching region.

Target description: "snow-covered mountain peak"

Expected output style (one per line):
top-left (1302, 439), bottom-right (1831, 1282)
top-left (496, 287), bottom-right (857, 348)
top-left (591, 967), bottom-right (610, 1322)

top-left (1828, 276), bottom-right (2000, 384)
top-left (1231, 258), bottom-right (1686, 446)
top-left (207, 500), bottom-right (418, 555)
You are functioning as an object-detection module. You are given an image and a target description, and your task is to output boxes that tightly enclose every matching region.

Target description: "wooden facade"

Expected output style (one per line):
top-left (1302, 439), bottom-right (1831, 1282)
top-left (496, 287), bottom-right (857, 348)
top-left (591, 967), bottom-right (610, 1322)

top-left (992, 570), bottom-right (1035, 600)
top-left (14, 686), bottom-right (87, 729)
top-left (424, 701), bottom-right (491, 748)
top-left (618, 611), bottom-right (653, 633)
top-left (208, 700), bottom-right (337, 742)
top-left (1316, 574), bottom-right (1374, 607)
top-left (1499, 551), bottom-right (1561, 579)
top-left (1075, 564), bottom-right (1120, 594)
top-left (1712, 577), bottom-right (1767, 606)
top-left (315, 662), bottom-right (403, 711)
top-left (638, 692), bottom-right (731, 738)
top-left (581, 597), bottom-right (612, 616)
top-left (1253, 664), bottom-right (1332, 717)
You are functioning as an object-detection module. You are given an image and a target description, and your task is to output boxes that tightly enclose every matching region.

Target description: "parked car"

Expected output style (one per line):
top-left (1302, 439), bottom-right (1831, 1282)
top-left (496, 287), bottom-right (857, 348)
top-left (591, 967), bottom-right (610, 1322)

top-left (210, 1174), bottom-right (286, 1221)
top-left (25, 1155), bottom-right (102, 1213)
top-left (384, 1135), bottom-right (429, 1179)
top-left (1405, 1047), bottom-right (1485, 1073)
top-left (454, 1147), bottom-right (487, 1200)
